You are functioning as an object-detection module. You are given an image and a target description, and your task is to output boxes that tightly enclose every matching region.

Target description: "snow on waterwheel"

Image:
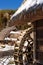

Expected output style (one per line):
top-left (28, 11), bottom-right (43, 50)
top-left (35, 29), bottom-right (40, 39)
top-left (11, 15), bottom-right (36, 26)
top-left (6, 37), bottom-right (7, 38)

top-left (14, 27), bottom-right (35, 65)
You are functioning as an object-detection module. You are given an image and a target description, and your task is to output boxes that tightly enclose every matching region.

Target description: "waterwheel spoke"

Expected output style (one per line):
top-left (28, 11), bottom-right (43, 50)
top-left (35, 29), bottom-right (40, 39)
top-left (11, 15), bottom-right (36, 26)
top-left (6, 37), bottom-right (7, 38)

top-left (14, 28), bottom-right (34, 65)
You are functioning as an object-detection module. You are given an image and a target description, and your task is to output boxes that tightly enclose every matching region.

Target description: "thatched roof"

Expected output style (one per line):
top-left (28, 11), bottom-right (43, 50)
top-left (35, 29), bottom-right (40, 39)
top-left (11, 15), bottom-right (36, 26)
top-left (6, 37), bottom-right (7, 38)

top-left (10, 0), bottom-right (43, 20)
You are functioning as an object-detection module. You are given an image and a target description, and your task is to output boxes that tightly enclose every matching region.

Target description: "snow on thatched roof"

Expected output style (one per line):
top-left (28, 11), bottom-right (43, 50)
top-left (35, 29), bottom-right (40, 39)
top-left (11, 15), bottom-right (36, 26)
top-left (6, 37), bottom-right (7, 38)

top-left (11, 0), bottom-right (43, 20)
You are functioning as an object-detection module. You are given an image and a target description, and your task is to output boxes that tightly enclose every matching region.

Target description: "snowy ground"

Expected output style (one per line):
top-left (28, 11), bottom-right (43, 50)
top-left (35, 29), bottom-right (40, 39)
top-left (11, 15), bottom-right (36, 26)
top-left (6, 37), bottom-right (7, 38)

top-left (0, 29), bottom-right (29, 65)
top-left (0, 56), bottom-right (15, 65)
top-left (0, 45), bottom-right (14, 51)
top-left (0, 45), bottom-right (14, 65)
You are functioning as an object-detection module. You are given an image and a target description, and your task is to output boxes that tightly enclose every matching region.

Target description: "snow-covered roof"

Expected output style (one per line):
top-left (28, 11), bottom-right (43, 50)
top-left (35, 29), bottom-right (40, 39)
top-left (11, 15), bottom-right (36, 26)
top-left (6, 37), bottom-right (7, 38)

top-left (11, 0), bottom-right (43, 20)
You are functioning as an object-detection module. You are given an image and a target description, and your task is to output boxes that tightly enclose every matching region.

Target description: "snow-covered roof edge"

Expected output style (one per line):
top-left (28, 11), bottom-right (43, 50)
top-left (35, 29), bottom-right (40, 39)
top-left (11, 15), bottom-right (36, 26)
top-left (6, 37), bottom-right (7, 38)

top-left (10, 0), bottom-right (43, 20)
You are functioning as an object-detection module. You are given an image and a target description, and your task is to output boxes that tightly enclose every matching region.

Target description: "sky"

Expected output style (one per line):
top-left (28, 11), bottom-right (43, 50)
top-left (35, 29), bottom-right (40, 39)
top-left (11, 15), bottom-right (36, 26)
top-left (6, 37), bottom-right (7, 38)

top-left (0, 0), bottom-right (23, 10)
